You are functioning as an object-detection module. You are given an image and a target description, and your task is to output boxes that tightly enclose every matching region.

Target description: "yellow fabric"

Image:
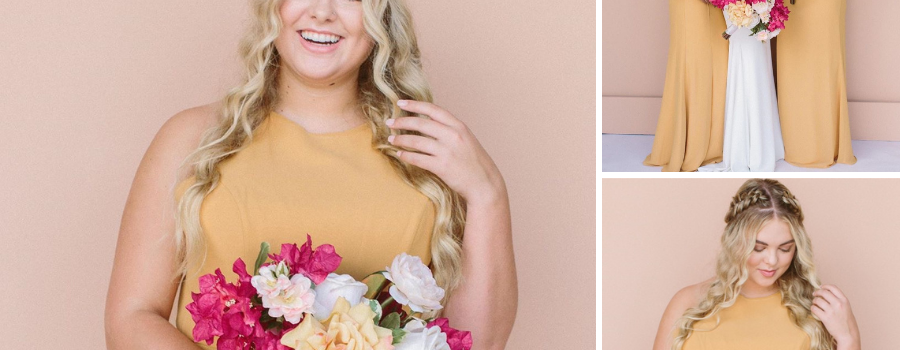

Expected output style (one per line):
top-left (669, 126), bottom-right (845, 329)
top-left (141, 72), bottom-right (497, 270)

top-left (173, 111), bottom-right (435, 348)
top-left (644, 0), bottom-right (729, 172)
top-left (682, 293), bottom-right (810, 350)
top-left (776, 0), bottom-right (856, 167)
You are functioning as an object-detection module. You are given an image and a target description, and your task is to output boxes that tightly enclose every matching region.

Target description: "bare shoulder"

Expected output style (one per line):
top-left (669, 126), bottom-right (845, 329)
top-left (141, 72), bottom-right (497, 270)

top-left (151, 103), bottom-right (221, 181)
top-left (652, 279), bottom-right (713, 350)
top-left (159, 103), bottom-right (219, 146)
top-left (670, 279), bottom-right (712, 311)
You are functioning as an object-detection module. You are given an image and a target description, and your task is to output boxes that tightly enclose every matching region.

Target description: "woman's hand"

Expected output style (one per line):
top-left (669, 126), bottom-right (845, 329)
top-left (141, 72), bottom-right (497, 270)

top-left (812, 285), bottom-right (861, 350)
top-left (387, 100), bottom-right (506, 204)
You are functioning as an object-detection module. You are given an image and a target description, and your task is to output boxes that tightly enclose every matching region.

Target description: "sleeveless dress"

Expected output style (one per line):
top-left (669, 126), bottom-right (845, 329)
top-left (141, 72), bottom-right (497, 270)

top-left (682, 292), bottom-right (810, 350)
top-left (643, 0), bottom-right (729, 172)
top-left (776, 0), bottom-right (856, 168)
top-left (699, 8), bottom-right (785, 172)
top-left (173, 111), bottom-right (436, 348)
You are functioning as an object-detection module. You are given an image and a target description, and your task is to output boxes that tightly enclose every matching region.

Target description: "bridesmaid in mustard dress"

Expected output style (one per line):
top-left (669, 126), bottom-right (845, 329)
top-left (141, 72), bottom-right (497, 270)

top-left (651, 179), bottom-right (861, 350)
top-left (104, 0), bottom-right (517, 348)
top-left (776, 0), bottom-right (857, 167)
top-left (644, 0), bottom-right (729, 172)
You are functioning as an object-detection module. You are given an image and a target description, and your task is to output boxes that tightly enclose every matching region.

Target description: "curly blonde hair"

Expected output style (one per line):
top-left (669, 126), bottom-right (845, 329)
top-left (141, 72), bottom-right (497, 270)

top-left (173, 0), bottom-right (465, 307)
top-left (671, 179), bottom-right (834, 349)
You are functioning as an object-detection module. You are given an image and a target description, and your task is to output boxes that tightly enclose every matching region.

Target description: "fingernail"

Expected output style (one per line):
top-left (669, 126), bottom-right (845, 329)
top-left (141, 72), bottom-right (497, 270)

top-left (386, 118), bottom-right (395, 126)
top-left (388, 135), bottom-right (395, 143)
top-left (397, 100), bottom-right (408, 107)
top-left (396, 150), bottom-right (403, 157)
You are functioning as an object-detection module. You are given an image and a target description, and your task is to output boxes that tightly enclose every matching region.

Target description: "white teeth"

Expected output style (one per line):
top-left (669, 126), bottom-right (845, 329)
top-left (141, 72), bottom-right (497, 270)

top-left (301, 31), bottom-right (340, 44)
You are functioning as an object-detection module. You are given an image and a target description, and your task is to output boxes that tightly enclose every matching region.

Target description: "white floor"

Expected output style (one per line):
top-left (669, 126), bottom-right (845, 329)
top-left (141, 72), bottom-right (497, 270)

top-left (602, 134), bottom-right (900, 172)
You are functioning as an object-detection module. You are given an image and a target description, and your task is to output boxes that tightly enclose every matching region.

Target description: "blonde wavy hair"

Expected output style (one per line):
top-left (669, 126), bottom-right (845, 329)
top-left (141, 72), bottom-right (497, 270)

top-left (671, 179), bottom-right (834, 350)
top-left (172, 0), bottom-right (466, 306)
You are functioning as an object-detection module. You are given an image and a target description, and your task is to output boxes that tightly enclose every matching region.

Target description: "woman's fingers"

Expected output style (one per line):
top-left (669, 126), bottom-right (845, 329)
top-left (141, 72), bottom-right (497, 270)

top-left (820, 285), bottom-right (849, 304)
top-left (812, 297), bottom-right (831, 314)
top-left (396, 148), bottom-right (436, 170)
top-left (396, 100), bottom-right (465, 130)
top-left (387, 116), bottom-right (455, 141)
top-left (813, 289), bottom-right (839, 307)
top-left (389, 134), bottom-right (441, 156)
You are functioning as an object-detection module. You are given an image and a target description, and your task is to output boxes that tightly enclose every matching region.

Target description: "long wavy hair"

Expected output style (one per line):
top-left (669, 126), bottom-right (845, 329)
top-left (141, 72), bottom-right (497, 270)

top-left (671, 179), bottom-right (834, 350)
top-left (172, 0), bottom-right (466, 309)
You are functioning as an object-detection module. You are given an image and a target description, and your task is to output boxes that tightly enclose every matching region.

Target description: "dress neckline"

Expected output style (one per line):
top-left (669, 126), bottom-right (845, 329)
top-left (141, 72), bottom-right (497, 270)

top-left (271, 111), bottom-right (370, 137)
top-left (738, 291), bottom-right (782, 301)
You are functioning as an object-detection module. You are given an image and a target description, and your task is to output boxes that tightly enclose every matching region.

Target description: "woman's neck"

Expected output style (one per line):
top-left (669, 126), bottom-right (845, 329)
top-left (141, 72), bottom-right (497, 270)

top-left (273, 69), bottom-right (366, 133)
top-left (740, 281), bottom-right (779, 298)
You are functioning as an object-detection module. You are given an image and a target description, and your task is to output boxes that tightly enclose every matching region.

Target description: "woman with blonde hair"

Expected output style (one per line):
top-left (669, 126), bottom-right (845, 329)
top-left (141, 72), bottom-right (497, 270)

top-left (652, 179), bottom-right (860, 350)
top-left (104, 0), bottom-right (517, 349)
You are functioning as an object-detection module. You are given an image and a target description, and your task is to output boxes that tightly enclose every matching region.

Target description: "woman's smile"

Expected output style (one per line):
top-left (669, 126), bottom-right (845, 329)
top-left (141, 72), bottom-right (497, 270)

top-left (298, 29), bottom-right (343, 54)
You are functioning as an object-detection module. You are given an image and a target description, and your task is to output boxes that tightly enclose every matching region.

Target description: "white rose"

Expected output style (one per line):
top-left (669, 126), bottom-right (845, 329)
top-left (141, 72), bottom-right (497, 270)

top-left (751, 1), bottom-right (770, 15)
top-left (394, 320), bottom-right (450, 350)
top-left (383, 253), bottom-right (445, 313)
top-left (311, 273), bottom-right (369, 320)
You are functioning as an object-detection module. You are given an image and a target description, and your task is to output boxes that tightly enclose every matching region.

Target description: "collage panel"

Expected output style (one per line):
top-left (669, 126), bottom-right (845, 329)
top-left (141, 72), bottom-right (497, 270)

top-left (601, 178), bottom-right (900, 349)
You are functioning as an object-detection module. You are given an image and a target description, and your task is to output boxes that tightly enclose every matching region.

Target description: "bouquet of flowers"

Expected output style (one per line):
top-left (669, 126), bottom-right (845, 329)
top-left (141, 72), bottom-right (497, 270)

top-left (711, 0), bottom-right (790, 41)
top-left (186, 235), bottom-right (473, 350)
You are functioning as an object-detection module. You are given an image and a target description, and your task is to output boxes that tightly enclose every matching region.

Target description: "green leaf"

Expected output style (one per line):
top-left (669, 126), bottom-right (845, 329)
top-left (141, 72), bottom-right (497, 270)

top-left (254, 242), bottom-right (271, 274)
top-left (369, 299), bottom-right (383, 324)
top-left (380, 312), bottom-right (401, 330)
top-left (391, 328), bottom-right (407, 345)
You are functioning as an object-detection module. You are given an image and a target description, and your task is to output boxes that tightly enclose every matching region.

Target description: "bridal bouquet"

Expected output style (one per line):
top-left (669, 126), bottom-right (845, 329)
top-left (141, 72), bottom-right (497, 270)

top-left (711, 0), bottom-right (790, 41)
top-left (186, 235), bottom-right (473, 350)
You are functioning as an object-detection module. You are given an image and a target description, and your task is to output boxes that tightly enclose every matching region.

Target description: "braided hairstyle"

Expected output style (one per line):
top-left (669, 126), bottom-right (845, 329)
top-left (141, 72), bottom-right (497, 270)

top-left (671, 179), bottom-right (834, 350)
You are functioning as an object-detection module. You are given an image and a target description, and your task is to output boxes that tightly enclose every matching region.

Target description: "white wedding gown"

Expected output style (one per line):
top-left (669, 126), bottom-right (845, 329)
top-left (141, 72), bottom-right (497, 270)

top-left (700, 10), bottom-right (785, 172)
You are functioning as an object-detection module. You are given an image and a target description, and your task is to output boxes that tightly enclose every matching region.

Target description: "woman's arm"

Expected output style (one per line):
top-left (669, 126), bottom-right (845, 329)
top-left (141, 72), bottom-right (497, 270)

top-left (387, 100), bottom-right (518, 349)
top-left (442, 184), bottom-right (517, 350)
top-left (653, 283), bottom-right (706, 350)
top-left (812, 285), bottom-right (861, 350)
top-left (105, 105), bottom-right (217, 349)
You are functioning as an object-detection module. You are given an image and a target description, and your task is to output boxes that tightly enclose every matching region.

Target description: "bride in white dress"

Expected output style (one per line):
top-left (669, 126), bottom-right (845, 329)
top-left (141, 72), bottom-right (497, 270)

top-left (700, 6), bottom-right (785, 172)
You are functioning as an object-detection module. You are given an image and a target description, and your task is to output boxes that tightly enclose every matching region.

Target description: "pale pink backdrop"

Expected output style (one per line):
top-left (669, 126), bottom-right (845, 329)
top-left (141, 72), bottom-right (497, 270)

top-left (602, 178), bottom-right (900, 349)
top-left (601, 1), bottom-right (900, 140)
top-left (0, 0), bottom-right (595, 348)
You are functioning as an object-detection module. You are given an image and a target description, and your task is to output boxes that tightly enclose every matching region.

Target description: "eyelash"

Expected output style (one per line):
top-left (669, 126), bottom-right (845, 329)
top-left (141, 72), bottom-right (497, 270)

top-left (754, 247), bottom-right (793, 253)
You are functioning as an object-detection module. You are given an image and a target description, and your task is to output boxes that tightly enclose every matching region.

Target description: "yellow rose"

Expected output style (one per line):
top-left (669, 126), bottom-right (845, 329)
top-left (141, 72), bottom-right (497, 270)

top-left (726, 1), bottom-right (756, 28)
top-left (281, 297), bottom-right (395, 350)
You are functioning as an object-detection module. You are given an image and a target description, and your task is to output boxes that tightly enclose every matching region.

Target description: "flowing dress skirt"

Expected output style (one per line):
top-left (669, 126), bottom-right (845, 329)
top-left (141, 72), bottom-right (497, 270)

top-left (643, 0), bottom-right (729, 172)
top-left (776, 0), bottom-right (856, 167)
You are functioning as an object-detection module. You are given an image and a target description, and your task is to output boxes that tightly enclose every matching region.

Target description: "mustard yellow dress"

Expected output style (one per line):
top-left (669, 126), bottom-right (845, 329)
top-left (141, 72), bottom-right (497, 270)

top-left (776, 0), bottom-right (856, 167)
top-left (682, 293), bottom-right (810, 350)
top-left (173, 111), bottom-right (435, 348)
top-left (644, 0), bottom-right (729, 172)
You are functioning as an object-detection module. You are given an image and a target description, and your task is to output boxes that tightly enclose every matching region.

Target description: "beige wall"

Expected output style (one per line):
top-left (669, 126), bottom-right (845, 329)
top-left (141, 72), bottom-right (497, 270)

top-left (602, 178), bottom-right (900, 349)
top-left (0, 0), bottom-right (596, 348)
top-left (601, 1), bottom-right (900, 140)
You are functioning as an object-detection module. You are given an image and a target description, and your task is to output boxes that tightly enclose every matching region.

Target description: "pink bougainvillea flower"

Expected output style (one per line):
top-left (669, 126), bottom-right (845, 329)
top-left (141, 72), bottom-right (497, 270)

top-left (709, 0), bottom-right (737, 10)
top-left (427, 318), bottom-right (473, 350)
top-left (268, 235), bottom-right (342, 284)
top-left (186, 291), bottom-right (224, 344)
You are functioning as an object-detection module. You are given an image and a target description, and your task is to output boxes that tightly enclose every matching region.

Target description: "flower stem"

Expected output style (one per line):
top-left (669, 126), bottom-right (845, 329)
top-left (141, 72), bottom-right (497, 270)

top-left (380, 296), bottom-right (395, 311)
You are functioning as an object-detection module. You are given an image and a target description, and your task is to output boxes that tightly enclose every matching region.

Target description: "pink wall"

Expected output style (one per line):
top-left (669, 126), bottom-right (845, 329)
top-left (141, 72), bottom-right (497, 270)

top-left (601, 1), bottom-right (900, 140)
top-left (602, 178), bottom-right (900, 349)
top-left (0, 0), bottom-right (595, 348)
